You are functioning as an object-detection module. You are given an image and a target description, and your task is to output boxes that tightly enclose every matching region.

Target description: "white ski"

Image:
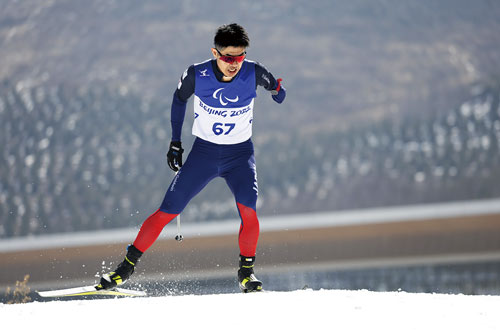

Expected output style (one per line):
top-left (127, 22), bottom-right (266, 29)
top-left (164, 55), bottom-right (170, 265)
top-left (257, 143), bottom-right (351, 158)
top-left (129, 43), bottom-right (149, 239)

top-left (37, 285), bottom-right (147, 298)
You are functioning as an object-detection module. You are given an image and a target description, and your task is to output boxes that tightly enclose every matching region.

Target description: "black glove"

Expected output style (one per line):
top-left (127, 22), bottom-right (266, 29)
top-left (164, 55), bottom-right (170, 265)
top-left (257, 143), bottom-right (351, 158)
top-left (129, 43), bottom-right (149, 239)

top-left (166, 141), bottom-right (184, 172)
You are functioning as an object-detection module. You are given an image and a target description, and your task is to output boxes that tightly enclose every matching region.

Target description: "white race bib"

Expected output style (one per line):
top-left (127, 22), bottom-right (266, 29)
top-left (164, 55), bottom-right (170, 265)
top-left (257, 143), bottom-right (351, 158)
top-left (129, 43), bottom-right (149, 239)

top-left (192, 95), bottom-right (254, 144)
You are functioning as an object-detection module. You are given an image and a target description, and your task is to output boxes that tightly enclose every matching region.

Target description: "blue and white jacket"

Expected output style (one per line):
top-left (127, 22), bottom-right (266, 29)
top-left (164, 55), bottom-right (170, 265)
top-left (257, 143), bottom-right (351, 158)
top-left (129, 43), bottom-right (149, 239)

top-left (170, 59), bottom-right (285, 144)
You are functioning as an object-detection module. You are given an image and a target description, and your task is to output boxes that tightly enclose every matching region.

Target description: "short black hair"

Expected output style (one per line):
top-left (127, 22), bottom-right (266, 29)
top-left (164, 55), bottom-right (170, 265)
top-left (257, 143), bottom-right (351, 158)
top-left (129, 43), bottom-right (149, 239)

top-left (214, 23), bottom-right (250, 50)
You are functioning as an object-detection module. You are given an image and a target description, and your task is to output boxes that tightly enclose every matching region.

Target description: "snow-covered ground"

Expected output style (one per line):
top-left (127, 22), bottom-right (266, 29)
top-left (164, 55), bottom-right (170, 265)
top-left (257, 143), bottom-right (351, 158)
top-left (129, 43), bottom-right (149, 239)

top-left (2, 289), bottom-right (500, 332)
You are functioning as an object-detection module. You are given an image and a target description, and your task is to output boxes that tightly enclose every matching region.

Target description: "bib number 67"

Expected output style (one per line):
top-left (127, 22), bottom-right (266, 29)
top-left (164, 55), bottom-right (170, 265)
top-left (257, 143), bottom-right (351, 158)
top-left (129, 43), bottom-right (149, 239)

top-left (213, 122), bottom-right (235, 135)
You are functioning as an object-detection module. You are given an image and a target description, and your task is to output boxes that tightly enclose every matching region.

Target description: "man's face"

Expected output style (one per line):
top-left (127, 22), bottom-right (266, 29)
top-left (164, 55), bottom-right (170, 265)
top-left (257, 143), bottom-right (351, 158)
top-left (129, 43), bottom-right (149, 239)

top-left (211, 46), bottom-right (246, 80)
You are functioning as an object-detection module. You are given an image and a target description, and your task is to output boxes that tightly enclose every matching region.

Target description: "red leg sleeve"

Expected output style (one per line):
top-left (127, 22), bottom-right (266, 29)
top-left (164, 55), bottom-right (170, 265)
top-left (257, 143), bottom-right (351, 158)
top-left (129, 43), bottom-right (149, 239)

top-left (133, 209), bottom-right (178, 253)
top-left (237, 203), bottom-right (260, 257)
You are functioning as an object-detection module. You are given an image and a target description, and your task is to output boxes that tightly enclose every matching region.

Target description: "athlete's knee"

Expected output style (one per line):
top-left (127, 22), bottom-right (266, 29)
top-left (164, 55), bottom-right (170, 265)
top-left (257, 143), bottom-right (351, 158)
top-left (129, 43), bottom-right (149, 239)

top-left (234, 190), bottom-right (258, 211)
top-left (159, 190), bottom-right (189, 214)
top-left (159, 201), bottom-right (184, 215)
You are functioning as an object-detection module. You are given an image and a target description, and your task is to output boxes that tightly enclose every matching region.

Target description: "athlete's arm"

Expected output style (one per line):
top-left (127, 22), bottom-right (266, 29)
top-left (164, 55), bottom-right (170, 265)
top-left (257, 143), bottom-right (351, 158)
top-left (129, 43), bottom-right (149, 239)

top-left (171, 65), bottom-right (195, 141)
top-left (255, 62), bottom-right (286, 104)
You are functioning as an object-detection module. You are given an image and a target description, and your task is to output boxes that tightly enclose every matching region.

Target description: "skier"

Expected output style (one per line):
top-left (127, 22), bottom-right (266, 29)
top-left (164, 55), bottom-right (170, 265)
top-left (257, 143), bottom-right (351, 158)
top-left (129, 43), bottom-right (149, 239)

top-left (98, 23), bottom-right (286, 293)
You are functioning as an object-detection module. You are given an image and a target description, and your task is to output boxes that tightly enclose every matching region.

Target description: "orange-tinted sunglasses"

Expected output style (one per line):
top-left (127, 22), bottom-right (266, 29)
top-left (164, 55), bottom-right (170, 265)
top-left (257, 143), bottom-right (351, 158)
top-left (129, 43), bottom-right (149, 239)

top-left (215, 49), bottom-right (246, 64)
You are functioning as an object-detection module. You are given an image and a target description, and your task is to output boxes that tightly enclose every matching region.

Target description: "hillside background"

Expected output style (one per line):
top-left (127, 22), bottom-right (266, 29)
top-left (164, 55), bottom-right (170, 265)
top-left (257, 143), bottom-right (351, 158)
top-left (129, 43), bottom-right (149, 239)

top-left (1, 0), bottom-right (500, 238)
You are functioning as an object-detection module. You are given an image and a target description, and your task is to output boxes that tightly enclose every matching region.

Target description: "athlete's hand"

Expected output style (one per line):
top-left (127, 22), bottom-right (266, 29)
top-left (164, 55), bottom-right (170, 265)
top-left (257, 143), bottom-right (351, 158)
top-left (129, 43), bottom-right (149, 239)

top-left (167, 141), bottom-right (184, 172)
top-left (271, 78), bottom-right (286, 104)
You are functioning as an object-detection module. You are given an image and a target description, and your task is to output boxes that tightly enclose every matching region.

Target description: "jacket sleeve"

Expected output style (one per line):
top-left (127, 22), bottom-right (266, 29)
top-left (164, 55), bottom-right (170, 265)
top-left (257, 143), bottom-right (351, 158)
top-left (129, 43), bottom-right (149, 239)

top-left (171, 65), bottom-right (195, 141)
top-left (255, 62), bottom-right (286, 104)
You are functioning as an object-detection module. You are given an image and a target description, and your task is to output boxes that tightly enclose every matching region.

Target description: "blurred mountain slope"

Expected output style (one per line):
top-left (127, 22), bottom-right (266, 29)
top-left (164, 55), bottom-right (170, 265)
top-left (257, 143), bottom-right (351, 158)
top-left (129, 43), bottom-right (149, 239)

top-left (2, 0), bottom-right (500, 132)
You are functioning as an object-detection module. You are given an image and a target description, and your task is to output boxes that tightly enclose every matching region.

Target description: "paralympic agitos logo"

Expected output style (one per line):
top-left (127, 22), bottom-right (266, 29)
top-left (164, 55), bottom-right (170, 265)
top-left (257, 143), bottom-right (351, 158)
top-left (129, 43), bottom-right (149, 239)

top-left (212, 88), bottom-right (239, 106)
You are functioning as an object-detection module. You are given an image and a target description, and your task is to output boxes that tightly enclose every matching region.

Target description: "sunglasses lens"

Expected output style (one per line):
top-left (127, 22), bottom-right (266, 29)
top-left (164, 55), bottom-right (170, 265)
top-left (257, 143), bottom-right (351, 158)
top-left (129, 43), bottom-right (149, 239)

top-left (234, 55), bottom-right (245, 62)
top-left (220, 56), bottom-right (236, 64)
top-left (219, 54), bottom-right (246, 64)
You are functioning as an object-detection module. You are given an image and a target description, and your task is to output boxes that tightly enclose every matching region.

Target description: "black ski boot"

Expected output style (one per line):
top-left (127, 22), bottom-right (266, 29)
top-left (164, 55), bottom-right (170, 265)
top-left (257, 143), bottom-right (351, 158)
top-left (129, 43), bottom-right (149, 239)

top-left (97, 245), bottom-right (143, 290)
top-left (238, 255), bottom-right (263, 293)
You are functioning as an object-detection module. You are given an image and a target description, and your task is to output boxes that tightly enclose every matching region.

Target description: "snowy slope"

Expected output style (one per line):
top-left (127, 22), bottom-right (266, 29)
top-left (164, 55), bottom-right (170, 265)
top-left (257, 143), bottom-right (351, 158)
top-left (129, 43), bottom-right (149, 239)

top-left (2, 289), bottom-right (500, 332)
